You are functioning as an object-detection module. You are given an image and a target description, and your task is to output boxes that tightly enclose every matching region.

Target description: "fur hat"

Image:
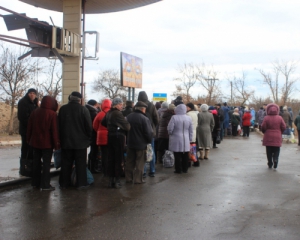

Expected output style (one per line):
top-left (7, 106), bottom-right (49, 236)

top-left (135, 101), bottom-right (148, 108)
top-left (71, 91), bottom-right (82, 99)
top-left (112, 97), bottom-right (123, 106)
top-left (87, 99), bottom-right (97, 106)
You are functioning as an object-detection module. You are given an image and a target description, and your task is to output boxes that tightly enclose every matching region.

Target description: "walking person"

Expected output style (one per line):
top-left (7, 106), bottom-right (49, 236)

top-left (125, 101), bottom-right (153, 184)
top-left (17, 88), bottom-right (39, 176)
top-left (242, 107), bottom-right (252, 137)
top-left (27, 96), bottom-right (60, 190)
top-left (231, 108), bottom-right (241, 136)
top-left (196, 104), bottom-right (215, 160)
top-left (101, 97), bottom-right (130, 188)
top-left (167, 104), bottom-right (193, 173)
top-left (261, 103), bottom-right (286, 169)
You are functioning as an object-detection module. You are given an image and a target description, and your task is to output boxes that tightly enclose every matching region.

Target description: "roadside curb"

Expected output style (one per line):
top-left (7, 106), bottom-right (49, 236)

top-left (0, 140), bottom-right (21, 146)
top-left (0, 170), bottom-right (60, 188)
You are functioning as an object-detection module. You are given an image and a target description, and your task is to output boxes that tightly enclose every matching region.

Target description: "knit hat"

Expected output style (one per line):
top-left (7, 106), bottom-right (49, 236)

top-left (87, 99), bottom-right (97, 106)
top-left (27, 88), bottom-right (37, 94)
top-left (112, 97), bottom-right (123, 106)
top-left (208, 106), bottom-right (215, 110)
top-left (161, 102), bottom-right (168, 109)
top-left (135, 101), bottom-right (148, 108)
top-left (71, 91), bottom-right (82, 99)
top-left (169, 103), bottom-right (175, 110)
top-left (200, 104), bottom-right (209, 112)
top-left (186, 102), bottom-right (195, 110)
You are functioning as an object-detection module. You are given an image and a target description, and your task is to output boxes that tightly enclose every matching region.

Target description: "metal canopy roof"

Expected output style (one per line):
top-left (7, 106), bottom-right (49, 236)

top-left (19, 0), bottom-right (162, 14)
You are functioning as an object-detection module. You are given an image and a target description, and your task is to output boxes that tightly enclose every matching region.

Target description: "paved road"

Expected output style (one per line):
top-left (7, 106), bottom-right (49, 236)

top-left (1, 132), bottom-right (300, 240)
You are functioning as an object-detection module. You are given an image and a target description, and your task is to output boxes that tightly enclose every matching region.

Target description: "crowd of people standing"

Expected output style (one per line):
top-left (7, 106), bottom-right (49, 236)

top-left (17, 88), bottom-right (298, 191)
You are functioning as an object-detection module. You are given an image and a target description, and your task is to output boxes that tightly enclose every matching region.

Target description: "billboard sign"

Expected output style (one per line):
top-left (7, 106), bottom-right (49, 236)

top-left (120, 52), bottom-right (143, 88)
top-left (153, 93), bottom-right (167, 102)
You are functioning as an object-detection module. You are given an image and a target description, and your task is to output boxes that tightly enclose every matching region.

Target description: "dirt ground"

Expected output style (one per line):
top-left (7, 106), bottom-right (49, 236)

top-left (0, 102), bottom-right (19, 135)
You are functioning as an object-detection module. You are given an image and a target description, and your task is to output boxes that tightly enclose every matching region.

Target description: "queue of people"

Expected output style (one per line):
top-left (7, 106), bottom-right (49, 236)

top-left (19, 88), bottom-right (296, 191)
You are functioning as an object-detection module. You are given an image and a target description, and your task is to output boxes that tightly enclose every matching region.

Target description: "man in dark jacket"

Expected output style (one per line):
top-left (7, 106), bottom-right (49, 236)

top-left (137, 91), bottom-right (159, 177)
top-left (58, 91), bottom-right (92, 190)
top-left (17, 88), bottom-right (38, 176)
top-left (85, 99), bottom-right (100, 173)
top-left (125, 101), bottom-right (153, 184)
top-left (122, 100), bottom-right (133, 117)
top-left (102, 97), bottom-right (130, 188)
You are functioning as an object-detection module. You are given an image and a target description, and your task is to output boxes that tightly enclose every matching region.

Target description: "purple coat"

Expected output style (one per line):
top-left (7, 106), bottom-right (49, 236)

top-left (262, 103), bottom-right (286, 147)
top-left (167, 104), bottom-right (193, 152)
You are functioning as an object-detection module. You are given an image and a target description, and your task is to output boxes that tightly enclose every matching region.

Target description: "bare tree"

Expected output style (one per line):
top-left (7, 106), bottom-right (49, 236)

top-left (0, 45), bottom-right (38, 135)
top-left (35, 59), bottom-right (62, 101)
top-left (93, 69), bottom-right (127, 100)
top-left (196, 63), bottom-right (221, 105)
top-left (172, 63), bottom-right (197, 102)
top-left (257, 67), bottom-right (280, 103)
top-left (228, 72), bottom-right (254, 106)
top-left (275, 60), bottom-right (298, 105)
top-left (257, 60), bottom-right (298, 105)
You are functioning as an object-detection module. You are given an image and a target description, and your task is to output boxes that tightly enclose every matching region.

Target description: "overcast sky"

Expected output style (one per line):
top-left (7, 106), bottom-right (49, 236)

top-left (1, 0), bottom-right (300, 103)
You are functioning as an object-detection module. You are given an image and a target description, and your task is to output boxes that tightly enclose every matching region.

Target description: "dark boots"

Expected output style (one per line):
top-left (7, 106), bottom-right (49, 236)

top-left (108, 177), bottom-right (122, 189)
top-left (193, 160), bottom-right (200, 167)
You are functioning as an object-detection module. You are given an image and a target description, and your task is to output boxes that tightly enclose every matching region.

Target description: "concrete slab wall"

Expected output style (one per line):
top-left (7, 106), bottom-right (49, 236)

top-left (62, 0), bottom-right (82, 104)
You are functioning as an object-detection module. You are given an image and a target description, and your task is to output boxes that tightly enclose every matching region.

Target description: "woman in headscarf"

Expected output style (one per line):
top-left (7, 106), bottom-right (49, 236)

top-left (261, 103), bottom-right (286, 169)
top-left (167, 104), bottom-right (193, 173)
top-left (196, 104), bottom-right (214, 160)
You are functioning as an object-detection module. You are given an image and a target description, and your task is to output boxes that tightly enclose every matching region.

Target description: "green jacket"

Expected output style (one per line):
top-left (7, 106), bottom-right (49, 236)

top-left (294, 113), bottom-right (300, 130)
top-left (231, 113), bottom-right (241, 126)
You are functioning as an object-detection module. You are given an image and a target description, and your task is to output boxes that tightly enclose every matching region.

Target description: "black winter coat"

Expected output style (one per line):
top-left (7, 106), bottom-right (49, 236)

top-left (17, 94), bottom-right (38, 135)
top-left (126, 110), bottom-right (153, 150)
top-left (122, 106), bottom-right (133, 117)
top-left (158, 109), bottom-right (175, 139)
top-left (137, 91), bottom-right (159, 137)
top-left (58, 100), bottom-right (92, 149)
top-left (85, 104), bottom-right (99, 143)
top-left (212, 114), bottom-right (220, 137)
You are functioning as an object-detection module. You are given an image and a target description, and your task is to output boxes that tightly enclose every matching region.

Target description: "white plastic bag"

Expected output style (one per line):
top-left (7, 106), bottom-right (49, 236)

top-left (146, 144), bottom-right (153, 162)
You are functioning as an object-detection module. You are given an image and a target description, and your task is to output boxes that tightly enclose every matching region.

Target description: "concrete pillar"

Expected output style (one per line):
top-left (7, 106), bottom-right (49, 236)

top-left (62, 0), bottom-right (82, 104)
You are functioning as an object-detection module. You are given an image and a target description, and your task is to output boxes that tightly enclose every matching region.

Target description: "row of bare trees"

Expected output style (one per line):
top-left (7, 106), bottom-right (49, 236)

top-left (171, 61), bottom-right (299, 107)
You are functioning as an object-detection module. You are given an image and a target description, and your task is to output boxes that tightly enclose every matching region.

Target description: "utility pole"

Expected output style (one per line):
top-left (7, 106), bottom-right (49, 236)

top-left (230, 81), bottom-right (233, 104)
